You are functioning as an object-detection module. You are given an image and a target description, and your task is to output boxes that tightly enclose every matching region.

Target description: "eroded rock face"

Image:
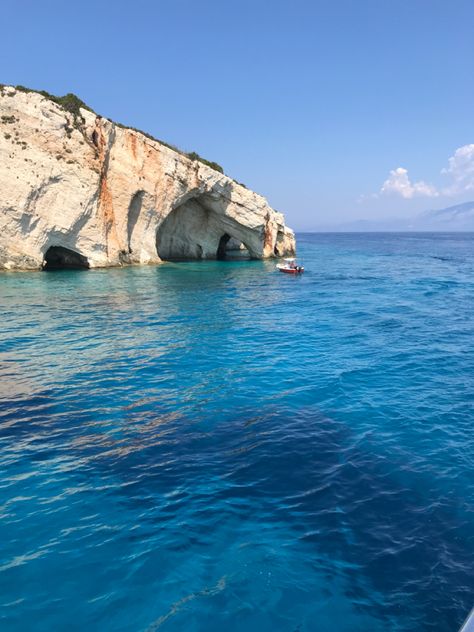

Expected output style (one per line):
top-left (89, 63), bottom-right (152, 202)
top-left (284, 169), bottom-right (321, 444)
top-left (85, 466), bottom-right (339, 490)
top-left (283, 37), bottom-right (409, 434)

top-left (0, 86), bottom-right (296, 271)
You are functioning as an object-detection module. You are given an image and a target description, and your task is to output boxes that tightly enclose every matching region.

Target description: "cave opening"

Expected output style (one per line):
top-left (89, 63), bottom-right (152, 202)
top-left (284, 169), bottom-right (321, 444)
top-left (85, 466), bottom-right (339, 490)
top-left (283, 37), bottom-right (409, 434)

top-left (156, 198), bottom-right (208, 261)
top-left (217, 235), bottom-right (251, 260)
top-left (156, 196), bottom-right (255, 261)
top-left (216, 234), bottom-right (231, 260)
top-left (43, 246), bottom-right (90, 271)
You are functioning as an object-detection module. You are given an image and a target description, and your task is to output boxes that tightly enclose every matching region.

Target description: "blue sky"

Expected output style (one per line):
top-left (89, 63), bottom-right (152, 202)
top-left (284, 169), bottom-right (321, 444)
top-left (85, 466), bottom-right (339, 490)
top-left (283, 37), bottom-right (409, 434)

top-left (2, 0), bottom-right (474, 229)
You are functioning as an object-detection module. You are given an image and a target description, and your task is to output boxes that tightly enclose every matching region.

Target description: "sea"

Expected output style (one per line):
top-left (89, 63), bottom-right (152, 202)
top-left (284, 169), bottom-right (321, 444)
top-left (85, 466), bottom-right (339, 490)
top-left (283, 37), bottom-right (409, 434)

top-left (0, 232), bottom-right (473, 632)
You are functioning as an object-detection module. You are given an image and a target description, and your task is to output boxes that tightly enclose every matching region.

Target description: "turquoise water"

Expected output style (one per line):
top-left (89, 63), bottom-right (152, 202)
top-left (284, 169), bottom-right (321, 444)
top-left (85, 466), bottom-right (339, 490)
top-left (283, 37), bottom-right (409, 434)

top-left (0, 233), bottom-right (473, 631)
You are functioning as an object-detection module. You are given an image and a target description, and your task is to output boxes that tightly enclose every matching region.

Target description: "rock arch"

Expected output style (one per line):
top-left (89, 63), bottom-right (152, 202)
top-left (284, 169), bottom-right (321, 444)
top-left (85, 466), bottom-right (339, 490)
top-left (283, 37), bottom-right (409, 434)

top-left (217, 235), bottom-right (251, 260)
top-left (42, 246), bottom-right (89, 270)
top-left (156, 195), bottom-right (259, 261)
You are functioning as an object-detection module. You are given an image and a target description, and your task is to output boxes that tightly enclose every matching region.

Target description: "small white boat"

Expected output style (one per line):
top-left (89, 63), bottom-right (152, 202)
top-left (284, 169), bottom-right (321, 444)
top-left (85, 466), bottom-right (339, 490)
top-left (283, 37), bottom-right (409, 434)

top-left (276, 257), bottom-right (304, 274)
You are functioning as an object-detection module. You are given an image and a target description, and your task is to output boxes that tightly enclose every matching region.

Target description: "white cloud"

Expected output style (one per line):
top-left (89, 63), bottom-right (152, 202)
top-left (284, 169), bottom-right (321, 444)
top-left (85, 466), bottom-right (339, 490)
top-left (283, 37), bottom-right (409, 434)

top-left (367, 143), bottom-right (474, 202)
top-left (441, 144), bottom-right (474, 195)
top-left (380, 167), bottom-right (438, 199)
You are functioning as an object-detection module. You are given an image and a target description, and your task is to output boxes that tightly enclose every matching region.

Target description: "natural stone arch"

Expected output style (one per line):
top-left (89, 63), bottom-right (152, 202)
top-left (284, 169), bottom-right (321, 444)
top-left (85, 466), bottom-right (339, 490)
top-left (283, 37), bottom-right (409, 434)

top-left (217, 234), bottom-right (251, 260)
top-left (226, 237), bottom-right (250, 259)
top-left (156, 197), bottom-right (210, 260)
top-left (156, 195), bottom-right (259, 261)
top-left (42, 246), bottom-right (89, 270)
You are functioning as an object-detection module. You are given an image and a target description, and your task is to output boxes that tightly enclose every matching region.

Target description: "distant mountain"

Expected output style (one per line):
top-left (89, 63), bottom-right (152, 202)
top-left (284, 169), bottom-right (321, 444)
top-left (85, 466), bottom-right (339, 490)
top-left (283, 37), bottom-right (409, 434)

top-left (419, 201), bottom-right (474, 230)
top-left (323, 201), bottom-right (474, 232)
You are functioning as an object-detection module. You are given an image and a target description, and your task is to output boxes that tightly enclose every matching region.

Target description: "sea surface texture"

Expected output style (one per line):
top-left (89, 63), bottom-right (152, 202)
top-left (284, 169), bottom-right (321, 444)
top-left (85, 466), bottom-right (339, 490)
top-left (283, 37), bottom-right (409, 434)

top-left (0, 233), bottom-right (473, 632)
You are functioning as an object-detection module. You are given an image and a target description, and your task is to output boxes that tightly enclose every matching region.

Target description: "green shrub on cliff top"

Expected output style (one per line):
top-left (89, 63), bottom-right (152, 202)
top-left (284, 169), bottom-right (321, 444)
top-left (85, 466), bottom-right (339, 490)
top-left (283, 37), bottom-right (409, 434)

top-left (186, 152), bottom-right (224, 174)
top-left (14, 85), bottom-right (93, 119)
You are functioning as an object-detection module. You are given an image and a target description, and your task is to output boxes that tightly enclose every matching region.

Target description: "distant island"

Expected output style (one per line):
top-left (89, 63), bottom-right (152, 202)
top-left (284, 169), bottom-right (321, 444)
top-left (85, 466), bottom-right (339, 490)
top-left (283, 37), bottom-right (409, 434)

top-left (316, 201), bottom-right (474, 232)
top-left (0, 85), bottom-right (295, 271)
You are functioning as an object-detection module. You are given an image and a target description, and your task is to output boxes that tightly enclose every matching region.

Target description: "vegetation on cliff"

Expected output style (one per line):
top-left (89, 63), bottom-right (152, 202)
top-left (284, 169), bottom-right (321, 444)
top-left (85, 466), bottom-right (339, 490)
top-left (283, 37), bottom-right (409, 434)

top-left (1, 83), bottom-right (224, 174)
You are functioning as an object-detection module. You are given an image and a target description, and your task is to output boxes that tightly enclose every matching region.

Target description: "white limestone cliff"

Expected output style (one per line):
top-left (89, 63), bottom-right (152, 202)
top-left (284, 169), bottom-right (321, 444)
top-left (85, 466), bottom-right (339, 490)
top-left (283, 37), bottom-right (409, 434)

top-left (0, 86), bottom-right (295, 270)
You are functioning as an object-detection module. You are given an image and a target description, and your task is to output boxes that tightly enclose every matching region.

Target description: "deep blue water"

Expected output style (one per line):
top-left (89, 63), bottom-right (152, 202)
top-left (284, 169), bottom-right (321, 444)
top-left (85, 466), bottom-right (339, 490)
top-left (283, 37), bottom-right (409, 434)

top-left (0, 233), bottom-right (473, 631)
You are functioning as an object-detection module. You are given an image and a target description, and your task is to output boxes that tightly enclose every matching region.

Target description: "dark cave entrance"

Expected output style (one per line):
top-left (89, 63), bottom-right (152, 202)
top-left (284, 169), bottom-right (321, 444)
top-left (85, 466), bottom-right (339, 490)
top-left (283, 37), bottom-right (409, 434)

top-left (155, 197), bottom-right (256, 261)
top-left (43, 246), bottom-right (90, 271)
top-left (217, 234), bottom-right (231, 260)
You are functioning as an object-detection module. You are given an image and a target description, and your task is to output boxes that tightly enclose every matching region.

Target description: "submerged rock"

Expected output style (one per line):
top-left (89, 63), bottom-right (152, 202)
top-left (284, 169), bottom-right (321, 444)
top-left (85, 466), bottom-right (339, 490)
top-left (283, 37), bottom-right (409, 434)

top-left (0, 86), bottom-right (295, 270)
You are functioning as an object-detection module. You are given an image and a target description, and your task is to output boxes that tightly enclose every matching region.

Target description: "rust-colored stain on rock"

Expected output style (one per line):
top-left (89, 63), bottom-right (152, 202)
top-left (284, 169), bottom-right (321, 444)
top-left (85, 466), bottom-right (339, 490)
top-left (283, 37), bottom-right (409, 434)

top-left (97, 124), bottom-right (120, 252)
top-left (130, 133), bottom-right (137, 160)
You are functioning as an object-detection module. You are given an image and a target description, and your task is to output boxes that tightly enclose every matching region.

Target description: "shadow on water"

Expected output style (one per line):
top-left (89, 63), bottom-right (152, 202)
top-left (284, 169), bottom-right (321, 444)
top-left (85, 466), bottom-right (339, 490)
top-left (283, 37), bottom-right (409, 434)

top-left (1, 389), bottom-right (472, 631)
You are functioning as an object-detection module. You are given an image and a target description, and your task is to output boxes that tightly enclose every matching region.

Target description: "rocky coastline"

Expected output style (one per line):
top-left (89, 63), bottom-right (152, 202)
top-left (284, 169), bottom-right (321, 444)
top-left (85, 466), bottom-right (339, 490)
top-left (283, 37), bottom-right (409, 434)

top-left (0, 85), bottom-right (295, 271)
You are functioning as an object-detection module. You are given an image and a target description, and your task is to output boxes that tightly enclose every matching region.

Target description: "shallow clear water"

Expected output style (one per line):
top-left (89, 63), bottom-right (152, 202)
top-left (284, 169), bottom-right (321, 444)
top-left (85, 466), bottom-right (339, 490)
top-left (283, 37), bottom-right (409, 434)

top-left (0, 233), bottom-right (473, 631)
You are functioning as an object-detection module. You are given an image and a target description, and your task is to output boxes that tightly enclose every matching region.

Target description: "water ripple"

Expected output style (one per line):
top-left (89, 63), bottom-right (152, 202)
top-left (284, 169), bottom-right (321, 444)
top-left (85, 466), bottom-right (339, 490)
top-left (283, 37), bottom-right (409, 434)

top-left (0, 233), bottom-right (473, 631)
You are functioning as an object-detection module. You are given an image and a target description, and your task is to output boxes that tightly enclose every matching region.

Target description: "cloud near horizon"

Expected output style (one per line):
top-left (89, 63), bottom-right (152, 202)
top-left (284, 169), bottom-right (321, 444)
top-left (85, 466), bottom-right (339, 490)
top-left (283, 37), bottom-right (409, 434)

top-left (377, 143), bottom-right (474, 200)
top-left (441, 144), bottom-right (474, 195)
top-left (380, 167), bottom-right (438, 199)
